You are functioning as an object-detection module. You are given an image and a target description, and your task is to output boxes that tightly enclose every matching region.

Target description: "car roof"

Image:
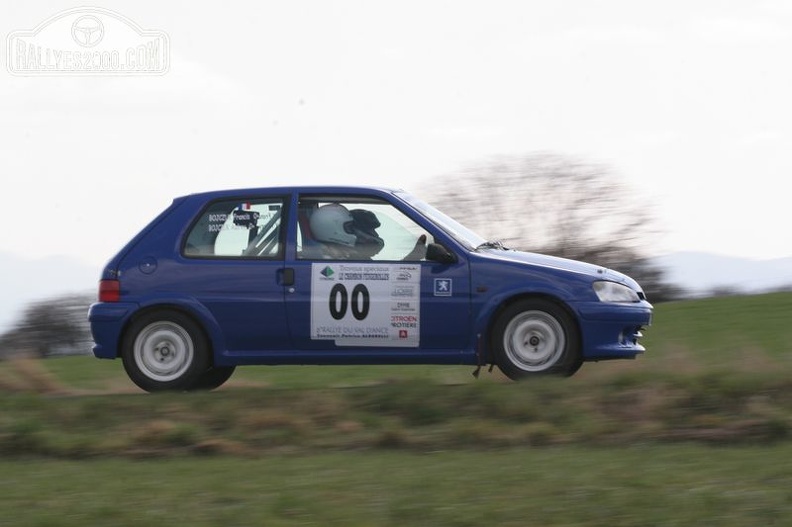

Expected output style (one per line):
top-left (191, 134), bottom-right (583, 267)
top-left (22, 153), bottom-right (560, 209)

top-left (177, 185), bottom-right (405, 201)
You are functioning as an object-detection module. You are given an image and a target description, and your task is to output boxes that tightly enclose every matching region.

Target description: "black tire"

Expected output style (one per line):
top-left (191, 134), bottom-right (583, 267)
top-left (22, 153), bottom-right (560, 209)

top-left (121, 310), bottom-right (212, 392)
top-left (491, 298), bottom-right (582, 380)
top-left (189, 366), bottom-right (236, 391)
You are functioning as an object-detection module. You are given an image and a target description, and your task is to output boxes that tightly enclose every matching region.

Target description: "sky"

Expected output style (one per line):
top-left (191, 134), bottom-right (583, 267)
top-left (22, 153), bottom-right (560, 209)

top-left (2, 0), bottom-right (792, 281)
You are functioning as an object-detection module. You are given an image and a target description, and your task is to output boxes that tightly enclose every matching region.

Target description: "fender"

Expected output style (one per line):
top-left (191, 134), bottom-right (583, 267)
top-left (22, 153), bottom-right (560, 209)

top-left (468, 254), bottom-right (594, 362)
top-left (121, 294), bottom-right (230, 364)
top-left (471, 285), bottom-right (582, 363)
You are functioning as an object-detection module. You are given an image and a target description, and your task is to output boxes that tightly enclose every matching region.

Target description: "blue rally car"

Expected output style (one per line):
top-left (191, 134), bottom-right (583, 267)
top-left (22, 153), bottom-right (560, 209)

top-left (88, 186), bottom-right (652, 392)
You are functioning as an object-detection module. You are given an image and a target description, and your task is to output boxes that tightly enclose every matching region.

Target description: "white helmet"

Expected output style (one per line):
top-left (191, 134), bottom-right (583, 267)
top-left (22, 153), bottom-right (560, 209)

top-left (310, 204), bottom-right (357, 247)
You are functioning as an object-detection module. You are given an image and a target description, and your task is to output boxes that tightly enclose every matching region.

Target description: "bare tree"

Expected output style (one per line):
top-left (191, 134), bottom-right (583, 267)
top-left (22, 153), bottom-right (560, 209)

top-left (423, 152), bottom-right (681, 302)
top-left (0, 293), bottom-right (94, 359)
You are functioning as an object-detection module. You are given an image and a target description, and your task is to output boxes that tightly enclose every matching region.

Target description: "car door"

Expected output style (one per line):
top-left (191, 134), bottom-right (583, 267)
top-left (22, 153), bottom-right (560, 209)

top-left (181, 194), bottom-right (293, 352)
top-left (284, 191), bottom-right (471, 355)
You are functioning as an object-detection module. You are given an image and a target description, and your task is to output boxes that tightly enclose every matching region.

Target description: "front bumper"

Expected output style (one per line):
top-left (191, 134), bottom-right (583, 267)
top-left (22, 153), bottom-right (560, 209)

top-left (575, 300), bottom-right (653, 360)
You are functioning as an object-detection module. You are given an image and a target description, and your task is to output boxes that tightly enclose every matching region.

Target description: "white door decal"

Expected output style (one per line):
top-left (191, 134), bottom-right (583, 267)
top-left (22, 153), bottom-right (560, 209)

top-left (311, 263), bottom-right (421, 347)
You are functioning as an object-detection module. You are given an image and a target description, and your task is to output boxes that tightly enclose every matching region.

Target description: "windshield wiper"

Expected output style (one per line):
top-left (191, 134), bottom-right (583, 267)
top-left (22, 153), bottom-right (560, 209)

top-left (475, 240), bottom-right (507, 251)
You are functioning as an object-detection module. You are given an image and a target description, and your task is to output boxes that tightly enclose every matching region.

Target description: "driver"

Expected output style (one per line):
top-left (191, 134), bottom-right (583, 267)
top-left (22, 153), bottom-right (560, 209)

top-left (309, 204), bottom-right (385, 260)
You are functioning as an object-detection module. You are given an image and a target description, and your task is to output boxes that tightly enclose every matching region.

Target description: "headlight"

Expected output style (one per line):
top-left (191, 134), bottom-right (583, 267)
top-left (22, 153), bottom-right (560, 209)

top-left (593, 281), bottom-right (640, 303)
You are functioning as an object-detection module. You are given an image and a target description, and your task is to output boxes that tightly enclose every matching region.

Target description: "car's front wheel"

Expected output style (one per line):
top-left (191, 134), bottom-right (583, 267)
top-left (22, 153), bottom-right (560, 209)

top-left (122, 310), bottom-right (211, 392)
top-left (491, 298), bottom-right (582, 379)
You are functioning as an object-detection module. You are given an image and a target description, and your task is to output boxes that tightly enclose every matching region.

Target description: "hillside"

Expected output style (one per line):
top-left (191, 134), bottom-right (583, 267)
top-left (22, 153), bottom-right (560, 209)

top-left (623, 291), bottom-right (792, 369)
top-left (653, 252), bottom-right (792, 295)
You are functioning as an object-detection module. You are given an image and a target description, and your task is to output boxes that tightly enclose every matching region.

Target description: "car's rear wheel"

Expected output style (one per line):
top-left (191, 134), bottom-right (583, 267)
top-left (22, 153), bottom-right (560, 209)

top-left (122, 310), bottom-right (211, 392)
top-left (491, 298), bottom-right (582, 379)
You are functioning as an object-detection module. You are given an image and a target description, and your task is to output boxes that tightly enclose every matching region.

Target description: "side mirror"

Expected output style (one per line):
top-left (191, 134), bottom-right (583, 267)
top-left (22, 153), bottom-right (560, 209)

top-left (426, 243), bottom-right (457, 264)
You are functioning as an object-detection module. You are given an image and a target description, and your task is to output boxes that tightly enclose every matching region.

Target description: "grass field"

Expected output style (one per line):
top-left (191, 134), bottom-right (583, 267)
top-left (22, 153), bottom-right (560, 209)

top-left (3, 445), bottom-right (792, 526)
top-left (1, 292), bottom-right (792, 525)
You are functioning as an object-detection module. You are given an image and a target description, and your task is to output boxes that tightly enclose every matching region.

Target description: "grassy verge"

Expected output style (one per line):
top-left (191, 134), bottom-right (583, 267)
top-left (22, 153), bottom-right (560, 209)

top-left (1, 371), bottom-right (791, 458)
top-left (0, 293), bottom-right (791, 457)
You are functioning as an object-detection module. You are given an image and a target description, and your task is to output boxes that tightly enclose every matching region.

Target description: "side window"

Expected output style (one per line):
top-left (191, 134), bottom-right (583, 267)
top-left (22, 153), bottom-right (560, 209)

top-left (297, 196), bottom-right (432, 261)
top-left (184, 198), bottom-right (284, 258)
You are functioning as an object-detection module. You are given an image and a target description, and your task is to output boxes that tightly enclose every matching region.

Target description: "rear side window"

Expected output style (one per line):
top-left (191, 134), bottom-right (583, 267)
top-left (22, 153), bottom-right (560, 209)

top-left (183, 198), bottom-right (285, 258)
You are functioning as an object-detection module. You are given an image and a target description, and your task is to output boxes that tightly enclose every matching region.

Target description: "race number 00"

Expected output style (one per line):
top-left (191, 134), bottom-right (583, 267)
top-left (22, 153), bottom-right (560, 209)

top-left (329, 283), bottom-right (370, 321)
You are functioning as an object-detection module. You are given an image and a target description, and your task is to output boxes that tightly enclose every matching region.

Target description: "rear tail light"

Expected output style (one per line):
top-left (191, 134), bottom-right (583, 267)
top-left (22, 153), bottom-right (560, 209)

top-left (98, 279), bottom-right (121, 302)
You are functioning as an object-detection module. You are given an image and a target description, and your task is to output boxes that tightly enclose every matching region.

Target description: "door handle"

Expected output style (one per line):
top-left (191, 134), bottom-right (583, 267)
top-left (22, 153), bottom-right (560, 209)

top-left (279, 268), bottom-right (295, 286)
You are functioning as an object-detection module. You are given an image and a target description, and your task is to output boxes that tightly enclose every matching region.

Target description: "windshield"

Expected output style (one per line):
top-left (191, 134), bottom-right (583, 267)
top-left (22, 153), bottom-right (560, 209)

top-left (395, 191), bottom-right (487, 250)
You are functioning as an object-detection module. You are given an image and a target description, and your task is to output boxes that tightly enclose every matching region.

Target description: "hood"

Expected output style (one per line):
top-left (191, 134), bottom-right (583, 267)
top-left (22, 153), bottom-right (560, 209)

top-left (478, 248), bottom-right (643, 291)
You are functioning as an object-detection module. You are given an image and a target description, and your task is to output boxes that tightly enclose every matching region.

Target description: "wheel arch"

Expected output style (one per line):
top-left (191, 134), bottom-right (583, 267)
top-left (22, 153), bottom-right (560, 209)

top-left (481, 292), bottom-right (582, 364)
top-left (117, 302), bottom-right (221, 365)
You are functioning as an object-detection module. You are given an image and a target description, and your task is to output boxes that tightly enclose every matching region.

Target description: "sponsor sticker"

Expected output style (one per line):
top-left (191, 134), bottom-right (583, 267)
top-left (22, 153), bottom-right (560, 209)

top-left (311, 263), bottom-right (421, 347)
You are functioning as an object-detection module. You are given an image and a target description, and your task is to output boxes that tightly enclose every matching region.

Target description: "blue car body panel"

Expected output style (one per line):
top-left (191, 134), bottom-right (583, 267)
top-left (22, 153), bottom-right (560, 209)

top-left (88, 186), bottom-right (652, 369)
